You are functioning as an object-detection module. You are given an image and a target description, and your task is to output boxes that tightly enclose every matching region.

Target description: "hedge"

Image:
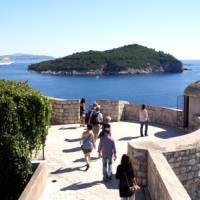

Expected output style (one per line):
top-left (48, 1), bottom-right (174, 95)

top-left (0, 80), bottom-right (52, 199)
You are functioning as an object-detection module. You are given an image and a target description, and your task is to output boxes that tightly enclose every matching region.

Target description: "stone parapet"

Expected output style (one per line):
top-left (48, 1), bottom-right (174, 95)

top-left (96, 100), bottom-right (129, 121)
top-left (164, 148), bottom-right (200, 200)
top-left (19, 162), bottom-right (48, 200)
top-left (49, 98), bottom-right (182, 127)
top-left (124, 104), bottom-right (181, 127)
top-left (128, 142), bottom-right (191, 200)
top-left (49, 97), bottom-right (80, 125)
top-left (127, 143), bottom-right (148, 186)
top-left (148, 150), bottom-right (190, 200)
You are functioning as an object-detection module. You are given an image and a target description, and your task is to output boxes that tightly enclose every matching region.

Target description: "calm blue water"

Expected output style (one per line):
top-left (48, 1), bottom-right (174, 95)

top-left (0, 60), bottom-right (200, 108)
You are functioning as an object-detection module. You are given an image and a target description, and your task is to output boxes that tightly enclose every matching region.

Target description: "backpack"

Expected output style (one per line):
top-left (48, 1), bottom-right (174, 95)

top-left (91, 111), bottom-right (99, 125)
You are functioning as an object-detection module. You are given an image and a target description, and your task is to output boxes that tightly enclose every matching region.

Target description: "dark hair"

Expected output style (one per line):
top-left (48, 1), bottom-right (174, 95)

top-left (104, 128), bottom-right (110, 135)
top-left (121, 154), bottom-right (133, 170)
top-left (80, 98), bottom-right (86, 103)
top-left (142, 104), bottom-right (146, 110)
top-left (87, 124), bottom-right (92, 130)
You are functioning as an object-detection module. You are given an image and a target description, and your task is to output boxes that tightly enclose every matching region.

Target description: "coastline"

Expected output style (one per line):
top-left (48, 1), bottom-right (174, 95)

top-left (36, 67), bottom-right (165, 76)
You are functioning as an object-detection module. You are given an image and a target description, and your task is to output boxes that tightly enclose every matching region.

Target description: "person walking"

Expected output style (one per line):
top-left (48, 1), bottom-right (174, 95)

top-left (87, 102), bottom-right (97, 126)
top-left (80, 125), bottom-right (96, 171)
top-left (116, 154), bottom-right (138, 200)
top-left (80, 98), bottom-right (86, 127)
top-left (98, 129), bottom-right (116, 181)
top-left (98, 115), bottom-right (111, 138)
top-left (139, 104), bottom-right (149, 137)
top-left (91, 105), bottom-right (103, 142)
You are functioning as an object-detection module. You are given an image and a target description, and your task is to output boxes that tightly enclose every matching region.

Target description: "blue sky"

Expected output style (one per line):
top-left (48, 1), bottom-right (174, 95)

top-left (0, 0), bottom-right (200, 59)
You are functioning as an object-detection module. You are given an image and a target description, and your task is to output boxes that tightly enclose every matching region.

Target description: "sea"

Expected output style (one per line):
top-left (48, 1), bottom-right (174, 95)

top-left (0, 60), bottom-right (200, 109)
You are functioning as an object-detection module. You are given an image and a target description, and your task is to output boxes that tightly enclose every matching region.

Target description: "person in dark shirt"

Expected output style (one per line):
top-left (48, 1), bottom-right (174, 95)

top-left (80, 98), bottom-right (86, 127)
top-left (116, 154), bottom-right (136, 200)
top-left (98, 115), bottom-right (112, 138)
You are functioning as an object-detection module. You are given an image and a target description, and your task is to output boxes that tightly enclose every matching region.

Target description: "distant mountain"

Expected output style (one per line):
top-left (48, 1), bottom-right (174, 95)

top-left (0, 53), bottom-right (54, 63)
top-left (28, 44), bottom-right (183, 75)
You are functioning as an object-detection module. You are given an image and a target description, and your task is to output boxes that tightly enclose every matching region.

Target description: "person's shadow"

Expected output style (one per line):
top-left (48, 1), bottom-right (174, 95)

top-left (59, 126), bottom-right (78, 130)
top-left (73, 157), bottom-right (99, 163)
top-left (60, 176), bottom-right (118, 191)
top-left (60, 181), bottom-right (102, 191)
top-left (51, 165), bottom-right (86, 174)
top-left (118, 136), bottom-right (140, 141)
top-left (65, 138), bottom-right (80, 142)
top-left (62, 147), bottom-right (81, 153)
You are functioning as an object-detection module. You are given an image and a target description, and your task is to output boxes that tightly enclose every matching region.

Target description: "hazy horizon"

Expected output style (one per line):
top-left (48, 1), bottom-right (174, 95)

top-left (0, 48), bottom-right (200, 61)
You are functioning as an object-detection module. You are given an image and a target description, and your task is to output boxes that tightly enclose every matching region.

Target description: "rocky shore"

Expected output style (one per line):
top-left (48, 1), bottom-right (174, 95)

top-left (39, 67), bottom-right (164, 76)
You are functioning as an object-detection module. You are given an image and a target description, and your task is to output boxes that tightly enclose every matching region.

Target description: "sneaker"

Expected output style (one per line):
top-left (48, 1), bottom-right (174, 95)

top-left (85, 164), bottom-right (90, 171)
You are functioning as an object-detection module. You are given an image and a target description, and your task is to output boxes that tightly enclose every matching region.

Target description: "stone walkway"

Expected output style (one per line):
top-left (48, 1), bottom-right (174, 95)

top-left (39, 122), bottom-right (183, 200)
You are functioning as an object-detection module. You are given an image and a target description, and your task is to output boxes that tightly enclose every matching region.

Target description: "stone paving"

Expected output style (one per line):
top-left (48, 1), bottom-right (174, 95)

top-left (39, 121), bottom-right (183, 200)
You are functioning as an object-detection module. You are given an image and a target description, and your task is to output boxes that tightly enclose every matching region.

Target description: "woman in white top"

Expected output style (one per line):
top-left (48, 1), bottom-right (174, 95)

top-left (139, 104), bottom-right (149, 137)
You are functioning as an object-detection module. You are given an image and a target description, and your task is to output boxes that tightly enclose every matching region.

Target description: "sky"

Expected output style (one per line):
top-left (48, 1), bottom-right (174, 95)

top-left (0, 0), bottom-right (200, 59)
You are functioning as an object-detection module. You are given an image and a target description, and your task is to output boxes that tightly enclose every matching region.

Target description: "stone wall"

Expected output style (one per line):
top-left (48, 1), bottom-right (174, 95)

top-left (164, 148), bottom-right (200, 200)
top-left (124, 104), bottom-right (181, 127)
top-left (148, 150), bottom-right (190, 200)
top-left (49, 98), bottom-right (182, 127)
top-left (127, 143), bottom-right (147, 186)
top-left (49, 97), bottom-right (80, 125)
top-left (19, 162), bottom-right (48, 200)
top-left (96, 100), bottom-right (129, 121)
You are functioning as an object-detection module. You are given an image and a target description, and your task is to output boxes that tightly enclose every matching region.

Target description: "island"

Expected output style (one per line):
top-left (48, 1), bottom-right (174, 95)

top-left (28, 44), bottom-right (183, 75)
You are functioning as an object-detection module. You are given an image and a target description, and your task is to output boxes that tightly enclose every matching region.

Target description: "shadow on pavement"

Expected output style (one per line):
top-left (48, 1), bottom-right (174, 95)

top-left (73, 157), bottom-right (99, 163)
top-left (118, 136), bottom-right (140, 141)
top-left (63, 147), bottom-right (81, 153)
top-left (65, 138), bottom-right (80, 142)
top-left (60, 181), bottom-right (102, 191)
top-left (60, 178), bottom-right (118, 191)
top-left (154, 130), bottom-right (188, 139)
top-left (59, 126), bottom-right (78, 130)
top-left (51, 165), bottom-right (86, 174)
top-left (103, 175), bottom-right (118, 190)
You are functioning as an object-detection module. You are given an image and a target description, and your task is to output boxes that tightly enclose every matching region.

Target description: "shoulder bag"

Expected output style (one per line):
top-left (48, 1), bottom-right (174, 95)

top-left (124, 172), bottom-right (140, 195)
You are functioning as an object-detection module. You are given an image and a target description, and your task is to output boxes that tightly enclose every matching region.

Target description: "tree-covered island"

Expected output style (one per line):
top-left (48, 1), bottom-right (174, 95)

top-left (28, 44), bottom-right (183, 75)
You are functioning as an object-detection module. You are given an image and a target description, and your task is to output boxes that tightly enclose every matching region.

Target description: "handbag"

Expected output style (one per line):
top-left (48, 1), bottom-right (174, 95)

top-left (124, 172), bottom-right (140, 195)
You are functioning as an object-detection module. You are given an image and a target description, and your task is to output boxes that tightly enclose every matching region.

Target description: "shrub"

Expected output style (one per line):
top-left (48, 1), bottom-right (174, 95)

top-left (0, 80), bottom-right (52, 153)
top-left (0, 134), bottom-right (32, 200)
top-left (0, 80), bottom-right (52, 199)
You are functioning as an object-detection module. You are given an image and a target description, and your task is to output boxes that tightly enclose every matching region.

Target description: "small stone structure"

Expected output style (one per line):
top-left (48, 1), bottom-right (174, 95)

top-left (96, 100), bottom-right (129, 121)
top-left (128, 143), bottom-right (192, 200)
top-left (49, 97), bottom-right (80, 124)
top-left (184, 81), bottom-right (200, 130)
